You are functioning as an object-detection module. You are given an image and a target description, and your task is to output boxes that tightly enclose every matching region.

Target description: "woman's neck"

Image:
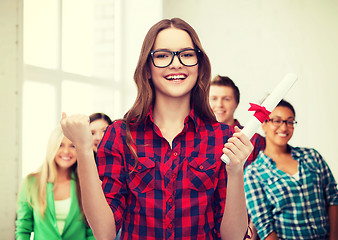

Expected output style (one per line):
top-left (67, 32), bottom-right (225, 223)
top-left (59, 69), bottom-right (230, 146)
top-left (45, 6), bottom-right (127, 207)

top-left (56, 168), bottom-right (72, 183)
top-left (153, 96), bottom-right (191, 147)
top-left (264, 143), bottom-right (289, 160)
top-left (264, 143), bottom-right (298, 175)
top-left (153, 95), bottom-right (190, 126)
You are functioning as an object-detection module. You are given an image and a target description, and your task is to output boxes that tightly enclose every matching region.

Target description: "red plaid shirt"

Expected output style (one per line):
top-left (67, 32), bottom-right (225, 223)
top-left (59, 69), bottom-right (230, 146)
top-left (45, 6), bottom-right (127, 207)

top-left (97, 107), bottom-right (233, 239)
top-left (232, 119), bottom-right (265, 168)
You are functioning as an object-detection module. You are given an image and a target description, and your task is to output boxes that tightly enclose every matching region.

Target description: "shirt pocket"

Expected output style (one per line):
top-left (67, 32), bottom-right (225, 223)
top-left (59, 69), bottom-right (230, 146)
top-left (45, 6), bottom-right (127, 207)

top-left (127, 157), bottom-right (155, 193)
top-left (187, 157), bottom-right (217, 191)
top-left (304, 161), bottom-right (322, 185)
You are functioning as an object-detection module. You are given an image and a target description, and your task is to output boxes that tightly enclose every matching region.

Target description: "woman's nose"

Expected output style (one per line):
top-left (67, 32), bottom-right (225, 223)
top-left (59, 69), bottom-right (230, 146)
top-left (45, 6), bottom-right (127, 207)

top-left (94, 132), bottom-right (101, 140)
top-left (169, 55), bottom-right (183, 68)
top-left (63, 147), bottom-right (69, 153)
top-left (279, 121), bottom-right (288, 130)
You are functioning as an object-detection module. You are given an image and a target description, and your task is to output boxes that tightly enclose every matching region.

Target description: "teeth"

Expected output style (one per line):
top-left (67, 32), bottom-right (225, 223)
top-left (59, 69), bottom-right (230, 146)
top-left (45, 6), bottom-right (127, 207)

top-left (62, 157), bottom-right (71, 160)
top-left (277, 133), bottom-right (287, 137)
top-left (166, 75), bottom-right (185, 80)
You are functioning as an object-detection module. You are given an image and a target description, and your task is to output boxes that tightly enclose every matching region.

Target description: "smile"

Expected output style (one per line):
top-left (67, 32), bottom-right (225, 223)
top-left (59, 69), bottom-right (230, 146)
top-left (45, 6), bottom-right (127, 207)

top-left (165, 74), bottom-right (187, 81)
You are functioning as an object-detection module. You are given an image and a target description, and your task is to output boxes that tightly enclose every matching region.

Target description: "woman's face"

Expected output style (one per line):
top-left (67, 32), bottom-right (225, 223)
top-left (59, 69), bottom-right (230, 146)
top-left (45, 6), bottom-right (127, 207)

top-left (54, 137), bottom-right (77, 170)
top-left (149, 27), bottom-right (198, 102)
top-left (90, 119), bottom-right (109, 152)
top-left (263, 106), bottom-right (295, 147)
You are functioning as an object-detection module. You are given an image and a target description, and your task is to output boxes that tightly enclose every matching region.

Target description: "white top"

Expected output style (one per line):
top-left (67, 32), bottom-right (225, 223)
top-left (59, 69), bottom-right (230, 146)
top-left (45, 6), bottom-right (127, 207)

top-left (54, 197), bottom-right (71, 234)
top-left (290, 171), bottom-right (300, 181)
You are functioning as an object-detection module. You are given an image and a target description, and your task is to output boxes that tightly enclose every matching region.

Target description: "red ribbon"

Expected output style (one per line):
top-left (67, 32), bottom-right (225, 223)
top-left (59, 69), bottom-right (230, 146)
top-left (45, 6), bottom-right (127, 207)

top-left (248, 103), bottom-right (271, 123)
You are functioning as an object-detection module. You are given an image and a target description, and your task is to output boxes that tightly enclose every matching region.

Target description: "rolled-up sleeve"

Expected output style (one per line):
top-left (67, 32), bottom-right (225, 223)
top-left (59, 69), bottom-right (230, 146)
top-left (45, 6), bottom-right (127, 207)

top-left (314, 149), bottom-right (338, 206)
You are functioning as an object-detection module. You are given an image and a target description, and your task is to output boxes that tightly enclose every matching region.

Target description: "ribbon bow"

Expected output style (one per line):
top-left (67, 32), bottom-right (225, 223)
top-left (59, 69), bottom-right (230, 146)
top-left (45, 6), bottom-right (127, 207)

top-left (248, 103), bottom-right (271, 123)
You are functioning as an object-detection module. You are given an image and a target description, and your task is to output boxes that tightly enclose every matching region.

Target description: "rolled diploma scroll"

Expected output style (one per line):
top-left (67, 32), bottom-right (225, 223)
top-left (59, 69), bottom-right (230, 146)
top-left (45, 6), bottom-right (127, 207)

top-left (221, 73), bottom-right (298, 165)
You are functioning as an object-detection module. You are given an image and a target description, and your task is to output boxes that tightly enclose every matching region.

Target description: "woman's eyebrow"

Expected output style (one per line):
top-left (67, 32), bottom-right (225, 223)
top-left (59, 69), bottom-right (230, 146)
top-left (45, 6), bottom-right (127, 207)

top-left (152, 47), bottom-right (195, 51)
top-left (271, 115), bottom-right (295, 119)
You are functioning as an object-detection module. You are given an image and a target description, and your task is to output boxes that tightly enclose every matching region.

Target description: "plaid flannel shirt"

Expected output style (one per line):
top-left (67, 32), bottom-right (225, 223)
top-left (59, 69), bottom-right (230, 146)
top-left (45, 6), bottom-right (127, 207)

top-left (244, 146), bottom-right (338, 240)
top-left (97, 107), bottom-right (232, 239)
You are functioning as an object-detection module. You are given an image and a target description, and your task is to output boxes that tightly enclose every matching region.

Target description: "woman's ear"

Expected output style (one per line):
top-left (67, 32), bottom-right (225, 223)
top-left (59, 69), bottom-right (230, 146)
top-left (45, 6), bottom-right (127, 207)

top-left (262, 120), bottom-right (268, 134)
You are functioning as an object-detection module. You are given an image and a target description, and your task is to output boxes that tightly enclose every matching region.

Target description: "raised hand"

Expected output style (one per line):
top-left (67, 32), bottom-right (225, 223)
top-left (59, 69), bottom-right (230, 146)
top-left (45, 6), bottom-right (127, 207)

top-left (222, 126), bottom-right (254, 172)
top-left (60, 112), bottom-right (93, 151)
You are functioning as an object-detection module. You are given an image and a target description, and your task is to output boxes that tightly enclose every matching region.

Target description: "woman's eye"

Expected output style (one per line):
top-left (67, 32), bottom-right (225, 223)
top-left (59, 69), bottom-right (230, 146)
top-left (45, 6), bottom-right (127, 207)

top-left (155, 53), bottom-right (170, 59)
top-left (181, 53), bottom-right (193, 57)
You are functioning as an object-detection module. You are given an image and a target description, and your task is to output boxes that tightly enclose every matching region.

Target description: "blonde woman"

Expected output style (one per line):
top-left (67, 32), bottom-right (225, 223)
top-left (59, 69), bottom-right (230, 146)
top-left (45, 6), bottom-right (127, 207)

top-left (15, 125), bottom-right (95, 240)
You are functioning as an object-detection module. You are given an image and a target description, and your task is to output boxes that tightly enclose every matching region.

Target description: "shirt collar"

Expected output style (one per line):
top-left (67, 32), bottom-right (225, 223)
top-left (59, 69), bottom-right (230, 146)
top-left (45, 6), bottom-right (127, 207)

top-left (187, 106), bottom-right (200, 133)
top-left (232, 119), bottom-right (243, 128)
top-left (259, 145), bottom-right (297, 167)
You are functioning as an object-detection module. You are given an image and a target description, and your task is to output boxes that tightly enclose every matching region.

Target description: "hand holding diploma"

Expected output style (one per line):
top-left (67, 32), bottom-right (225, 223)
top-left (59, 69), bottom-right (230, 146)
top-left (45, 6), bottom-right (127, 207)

top-left (221, 73), bottom-right (298, 165)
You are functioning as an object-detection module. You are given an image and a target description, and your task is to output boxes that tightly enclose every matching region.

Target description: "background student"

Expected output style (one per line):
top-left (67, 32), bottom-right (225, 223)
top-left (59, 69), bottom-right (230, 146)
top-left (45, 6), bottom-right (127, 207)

top-left (244, 99), bottom-right (338, 240)
top-left (15, 125), bottom-right (95, 240)
top-left (89, 112), bottom-right (113, 158)
top-left (209, 75), bottom-right (265, 168)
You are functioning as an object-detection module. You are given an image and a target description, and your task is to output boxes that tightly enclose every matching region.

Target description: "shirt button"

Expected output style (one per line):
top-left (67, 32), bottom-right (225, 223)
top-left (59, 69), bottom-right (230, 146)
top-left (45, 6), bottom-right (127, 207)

top-left (168, 198), bottom-right (173, 204)
top-left (199, 165), bottom-right (204, 170)
top-left (168, 224), bottom-right (173, 229)
top-left (138, 165), bottom-right (142, 170)
top-left (173, 152), bottom-right (178, 157)
top-left (172, 173), bottom-right (176, 179)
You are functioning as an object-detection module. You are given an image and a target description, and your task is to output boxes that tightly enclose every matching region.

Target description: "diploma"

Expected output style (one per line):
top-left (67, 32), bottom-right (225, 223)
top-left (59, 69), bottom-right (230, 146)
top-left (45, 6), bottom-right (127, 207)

top-left (221, 73), bottom-right (298, 165)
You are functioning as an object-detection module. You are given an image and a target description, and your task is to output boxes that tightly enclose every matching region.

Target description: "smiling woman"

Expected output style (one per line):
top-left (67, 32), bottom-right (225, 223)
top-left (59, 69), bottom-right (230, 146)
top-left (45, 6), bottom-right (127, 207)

top-left (60, 17), bottom-right (254, 240)
top-left (244, 99), bottom-right (338, 240)
top-left (15, 125), bottom-right (95, 240)
top-left (89, 112), bottom-right (113, 156)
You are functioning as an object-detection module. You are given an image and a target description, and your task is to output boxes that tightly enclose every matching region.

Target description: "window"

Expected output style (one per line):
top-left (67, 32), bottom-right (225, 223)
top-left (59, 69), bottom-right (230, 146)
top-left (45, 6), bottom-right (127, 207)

top-left (22, 0), bottom-right (121, 177)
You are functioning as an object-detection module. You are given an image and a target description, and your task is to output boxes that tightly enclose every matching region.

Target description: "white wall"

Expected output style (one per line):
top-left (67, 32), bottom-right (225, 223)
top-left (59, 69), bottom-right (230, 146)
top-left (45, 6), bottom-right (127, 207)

top-left (163, 0), bottom-right (338, 179)
top-left (0, 0), bottom-right (23, 239)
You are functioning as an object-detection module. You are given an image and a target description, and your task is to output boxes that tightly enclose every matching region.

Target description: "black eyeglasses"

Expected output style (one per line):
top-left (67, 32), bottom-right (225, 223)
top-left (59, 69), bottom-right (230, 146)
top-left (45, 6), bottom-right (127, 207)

top-left (268, 118), bottom-right (297, 128)
top-left (149, 49), bottom-right (201, 68)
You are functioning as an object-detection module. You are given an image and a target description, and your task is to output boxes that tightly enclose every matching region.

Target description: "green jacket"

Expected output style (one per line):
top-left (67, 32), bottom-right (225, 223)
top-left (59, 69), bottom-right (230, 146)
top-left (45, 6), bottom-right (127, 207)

top-left (16, 175), bottom-right (95, 240)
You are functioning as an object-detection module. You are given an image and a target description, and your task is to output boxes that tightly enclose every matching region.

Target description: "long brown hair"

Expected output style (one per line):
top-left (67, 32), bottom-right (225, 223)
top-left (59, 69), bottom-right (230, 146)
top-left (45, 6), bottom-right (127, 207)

top-left (124, 18), bottom-right (216, 164)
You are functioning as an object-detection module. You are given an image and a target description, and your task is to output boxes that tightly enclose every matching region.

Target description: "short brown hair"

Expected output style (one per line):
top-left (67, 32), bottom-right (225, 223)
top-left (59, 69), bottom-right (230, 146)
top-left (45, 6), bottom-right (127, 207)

top-left (211, 75), bottom-right (240, 104)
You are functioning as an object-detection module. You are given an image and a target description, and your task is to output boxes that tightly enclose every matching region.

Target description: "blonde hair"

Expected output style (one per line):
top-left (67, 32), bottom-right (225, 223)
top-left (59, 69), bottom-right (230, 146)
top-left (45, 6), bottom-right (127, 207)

top-left (24, 125), bottom-right (81, 217)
